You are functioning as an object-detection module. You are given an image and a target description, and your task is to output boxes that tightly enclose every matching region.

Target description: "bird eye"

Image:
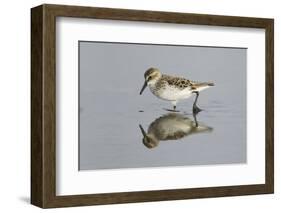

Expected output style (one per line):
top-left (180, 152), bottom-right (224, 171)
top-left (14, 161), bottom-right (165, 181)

top-left (148, 76), bottom-right (152, 80)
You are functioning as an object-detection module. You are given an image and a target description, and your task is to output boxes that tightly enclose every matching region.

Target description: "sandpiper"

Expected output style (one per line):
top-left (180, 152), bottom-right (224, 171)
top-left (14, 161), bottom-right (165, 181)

top-left (139, 67), bottom-right (214, 113)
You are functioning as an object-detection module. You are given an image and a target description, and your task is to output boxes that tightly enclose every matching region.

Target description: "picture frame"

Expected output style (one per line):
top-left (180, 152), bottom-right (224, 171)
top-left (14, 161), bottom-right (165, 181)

top-left (31, 4), bottom-right (274, 208)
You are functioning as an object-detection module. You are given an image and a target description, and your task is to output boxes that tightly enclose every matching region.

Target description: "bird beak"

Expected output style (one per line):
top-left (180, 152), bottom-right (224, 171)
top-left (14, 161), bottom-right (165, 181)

top-left (139, 124), bottom-right (147, 137)
top-left (139, 81), bottom-right (147, 95)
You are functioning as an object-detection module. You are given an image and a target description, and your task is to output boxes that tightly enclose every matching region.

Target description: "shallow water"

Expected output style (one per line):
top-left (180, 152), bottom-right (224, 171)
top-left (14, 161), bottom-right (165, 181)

top-left (79, 42), bottom-right (247, 170)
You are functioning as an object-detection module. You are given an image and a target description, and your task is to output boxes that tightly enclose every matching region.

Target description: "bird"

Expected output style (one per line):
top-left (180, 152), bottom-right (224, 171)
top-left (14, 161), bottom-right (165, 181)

top-left (139, 113), bottom-right (213, 149)
top-left (139, 67), bottom-right (214, 114)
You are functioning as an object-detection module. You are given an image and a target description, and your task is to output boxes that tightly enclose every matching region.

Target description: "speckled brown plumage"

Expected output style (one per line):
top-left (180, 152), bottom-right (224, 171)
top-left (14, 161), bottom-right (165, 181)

top-left (154, 75), bottom-right (213, 91)
top-left (157, 75), bottom-right (191, 90)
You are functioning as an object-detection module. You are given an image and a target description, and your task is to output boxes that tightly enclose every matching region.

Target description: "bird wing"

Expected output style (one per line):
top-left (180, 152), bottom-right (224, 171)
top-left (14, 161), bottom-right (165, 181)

top-left (161, 75), bottom-right (192, 90)
top-left (160, 74), bottom-right (214, 91)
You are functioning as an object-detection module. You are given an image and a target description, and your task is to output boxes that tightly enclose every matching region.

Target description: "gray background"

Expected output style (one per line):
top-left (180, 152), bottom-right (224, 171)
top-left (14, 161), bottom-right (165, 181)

top-left (79, 41), bottom-right (247, 170)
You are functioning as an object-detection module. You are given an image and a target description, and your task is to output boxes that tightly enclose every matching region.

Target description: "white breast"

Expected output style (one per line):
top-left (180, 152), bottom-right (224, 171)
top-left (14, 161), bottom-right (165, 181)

top-left (150, 85), bottom-right (193, 101)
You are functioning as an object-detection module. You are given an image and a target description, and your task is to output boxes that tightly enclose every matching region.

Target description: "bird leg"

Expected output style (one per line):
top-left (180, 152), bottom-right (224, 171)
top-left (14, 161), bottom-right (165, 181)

top-left (170, 100), bottom-right (178, 112)
top-left (192, 111), bottom-right (199, 127)
top-left (192, 91), bottom-right (202, 114)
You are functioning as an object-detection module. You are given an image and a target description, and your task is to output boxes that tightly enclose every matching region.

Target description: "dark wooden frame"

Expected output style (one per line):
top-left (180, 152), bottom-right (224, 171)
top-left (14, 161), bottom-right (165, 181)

top-left (31, 4), bottom-right (274, 208)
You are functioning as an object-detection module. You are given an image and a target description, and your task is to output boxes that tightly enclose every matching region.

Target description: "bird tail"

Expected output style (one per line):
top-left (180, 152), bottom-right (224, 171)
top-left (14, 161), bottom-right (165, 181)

top-left (194, 82), bottom-right (214, 87)
top-left (206, 82), bottom-right (215, 86)
top-left (191, 81), bottom-right (214, 90)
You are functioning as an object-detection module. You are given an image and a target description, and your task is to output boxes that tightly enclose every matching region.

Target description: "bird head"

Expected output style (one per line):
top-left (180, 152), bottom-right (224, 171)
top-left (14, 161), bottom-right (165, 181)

top-left (139, 124), bottom-right (159, 149)
top-left (139, 67), bottom-right (162, 95)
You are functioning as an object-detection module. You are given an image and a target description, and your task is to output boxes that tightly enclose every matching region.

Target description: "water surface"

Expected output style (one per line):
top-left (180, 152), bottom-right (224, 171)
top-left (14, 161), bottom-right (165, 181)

top-left (79, 41), bottom-right (247, 170)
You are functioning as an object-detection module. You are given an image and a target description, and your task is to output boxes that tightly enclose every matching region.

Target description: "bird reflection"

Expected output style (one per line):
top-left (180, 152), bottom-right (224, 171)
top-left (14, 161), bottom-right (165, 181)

top-left (139, 113), bottom-right (213, 149)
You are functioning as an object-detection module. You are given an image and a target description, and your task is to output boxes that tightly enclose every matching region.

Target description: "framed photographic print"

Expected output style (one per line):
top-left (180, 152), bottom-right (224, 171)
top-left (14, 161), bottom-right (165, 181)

top-left (31, 4), bottom-right (274, 208)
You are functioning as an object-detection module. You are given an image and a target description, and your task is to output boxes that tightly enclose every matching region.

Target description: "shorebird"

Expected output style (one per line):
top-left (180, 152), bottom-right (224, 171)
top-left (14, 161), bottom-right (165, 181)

top-left (139, 67), bottom-right (214, 113)
top-left (139, 113), bottom-right (213, 149)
